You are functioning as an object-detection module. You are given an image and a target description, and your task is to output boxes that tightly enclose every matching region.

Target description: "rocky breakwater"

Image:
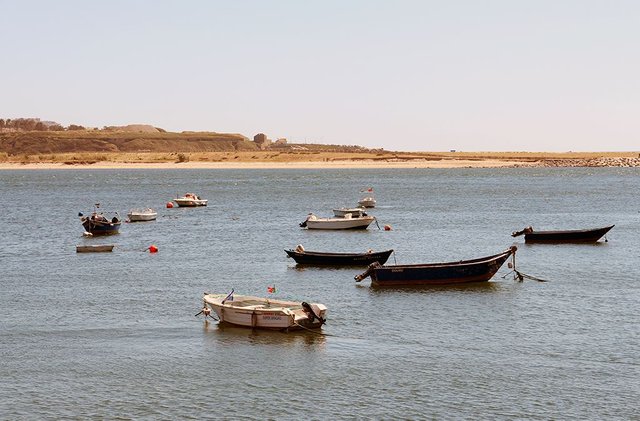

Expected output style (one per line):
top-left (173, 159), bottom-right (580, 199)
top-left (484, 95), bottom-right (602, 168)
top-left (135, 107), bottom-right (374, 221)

top-left (536, 157), bottom-right (640, 168)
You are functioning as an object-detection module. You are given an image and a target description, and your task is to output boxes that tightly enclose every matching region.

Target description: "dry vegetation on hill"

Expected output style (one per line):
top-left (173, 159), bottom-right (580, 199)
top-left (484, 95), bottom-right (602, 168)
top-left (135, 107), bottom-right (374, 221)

top-left (1, 129), bottom-right (639, 167)
top-left (0, 130), bottom-right (256, 155)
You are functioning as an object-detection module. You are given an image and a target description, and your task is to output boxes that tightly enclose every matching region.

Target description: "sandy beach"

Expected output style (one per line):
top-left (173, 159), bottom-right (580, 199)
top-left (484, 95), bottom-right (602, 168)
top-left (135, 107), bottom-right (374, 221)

top-left (0, 158), bottom-right (530, 170)
top-left (1, 151), bottom-right (638, 170)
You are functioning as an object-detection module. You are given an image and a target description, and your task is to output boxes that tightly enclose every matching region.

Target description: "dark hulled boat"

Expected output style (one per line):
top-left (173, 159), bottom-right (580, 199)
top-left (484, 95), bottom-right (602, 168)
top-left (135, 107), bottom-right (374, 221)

top-left (511, 225), bottom-right (614, 243)
top-left (285, 248), bottom-right (394, 266)
top-left (354, 246), bottom-right (516, 286)
top-left (80, 211), bottom-right (121, 236)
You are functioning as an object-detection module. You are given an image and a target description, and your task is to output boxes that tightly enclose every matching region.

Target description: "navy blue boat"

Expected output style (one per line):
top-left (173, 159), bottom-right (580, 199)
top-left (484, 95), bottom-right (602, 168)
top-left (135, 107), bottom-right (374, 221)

top-left (80, 209), bottom-right (121, 236)
top-left (285, 248), bottom-right (393, 266)
top-left (511, 225), bottom-right (614, 243)
top-left (354, 246), bottom-right (516, 286)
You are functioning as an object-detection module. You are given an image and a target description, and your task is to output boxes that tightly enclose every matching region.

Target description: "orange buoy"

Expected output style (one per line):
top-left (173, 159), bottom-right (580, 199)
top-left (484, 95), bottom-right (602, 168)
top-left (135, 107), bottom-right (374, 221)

top-left (148, 245), bottom-right (158, 253)
top-left (384, 225), bottom-right (392, 231)
top-left (166, 202), bottom-right (174, 208)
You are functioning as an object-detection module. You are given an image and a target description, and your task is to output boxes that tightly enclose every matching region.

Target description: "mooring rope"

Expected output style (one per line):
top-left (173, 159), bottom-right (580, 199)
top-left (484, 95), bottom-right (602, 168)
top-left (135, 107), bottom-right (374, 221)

top-left (514, 270), bottom-right (548, 282)
top-left (195, 305), bottom-right (220, 321)
top-left (499, 249), bottom-right (548, 282)
top-left (501, 269), bottom-right (548, 282)
top-left (292, 322), bottom-right (335, 336)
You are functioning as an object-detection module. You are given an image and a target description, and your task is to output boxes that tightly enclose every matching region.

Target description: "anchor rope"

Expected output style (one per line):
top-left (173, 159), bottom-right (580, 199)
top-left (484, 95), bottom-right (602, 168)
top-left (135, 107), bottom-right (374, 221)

top-left (501, 269), bottom-right (548, 282)
top-left (292, 322), bottom-right (335, 336)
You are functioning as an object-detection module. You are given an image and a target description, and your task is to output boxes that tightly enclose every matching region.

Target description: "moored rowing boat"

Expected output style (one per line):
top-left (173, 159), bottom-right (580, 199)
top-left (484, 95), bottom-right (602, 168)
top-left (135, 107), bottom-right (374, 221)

top-left (202, 292), bottom-right (326, 330)
top-left (285, 246), bottom-right (393, 266)
top-left (355, 246), bottom-right (517, 286)
top-left (76, 244), bottom-right (115, 253)
top-left (511, 225), bottom-right (614, 243)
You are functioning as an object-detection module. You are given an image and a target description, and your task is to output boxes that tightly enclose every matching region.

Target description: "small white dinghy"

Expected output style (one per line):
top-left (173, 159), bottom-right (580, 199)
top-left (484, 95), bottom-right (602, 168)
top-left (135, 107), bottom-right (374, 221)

top-left (127, 208), bottom-right (157, 222)
top-left (300, 213), bottom-right (376, 230)
top-left (76, 244), bottom-right (114, 253)
top-left (202, 292), bottom-right (327, 330)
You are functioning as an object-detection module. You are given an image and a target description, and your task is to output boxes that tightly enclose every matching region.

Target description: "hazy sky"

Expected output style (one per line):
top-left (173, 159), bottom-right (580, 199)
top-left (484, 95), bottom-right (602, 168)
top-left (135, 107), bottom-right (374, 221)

top-left (2, 1), bottom-right (639, 151)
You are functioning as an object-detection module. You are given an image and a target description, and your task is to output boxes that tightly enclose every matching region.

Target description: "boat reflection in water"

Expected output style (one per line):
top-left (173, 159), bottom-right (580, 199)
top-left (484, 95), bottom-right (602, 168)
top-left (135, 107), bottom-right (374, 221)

top-left (202, 321), bottom-right (327, 347)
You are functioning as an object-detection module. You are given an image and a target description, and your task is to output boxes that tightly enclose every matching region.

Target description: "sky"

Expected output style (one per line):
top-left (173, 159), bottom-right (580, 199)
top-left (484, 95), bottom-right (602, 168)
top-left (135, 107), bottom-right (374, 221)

top-left (1, 0), bottom-right (639, 151)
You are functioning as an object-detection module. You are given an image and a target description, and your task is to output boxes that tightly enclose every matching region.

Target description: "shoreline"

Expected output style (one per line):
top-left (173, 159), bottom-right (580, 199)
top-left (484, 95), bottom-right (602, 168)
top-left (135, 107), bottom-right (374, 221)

top-left (1, 152), bottom-right (639, 170)
top-left (0, 159), bottom-right (535, 170)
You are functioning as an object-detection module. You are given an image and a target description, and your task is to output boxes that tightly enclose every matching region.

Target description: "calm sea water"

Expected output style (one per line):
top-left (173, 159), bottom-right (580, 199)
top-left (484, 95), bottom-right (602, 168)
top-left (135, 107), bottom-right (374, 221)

top-left (1, 168), bottom-right (638, 420)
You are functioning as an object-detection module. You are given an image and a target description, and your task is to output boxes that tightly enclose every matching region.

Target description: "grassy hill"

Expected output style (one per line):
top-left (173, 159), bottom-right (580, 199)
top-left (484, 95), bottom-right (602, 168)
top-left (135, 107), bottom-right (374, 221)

top-left (0, 130), bottom-right (257, 155)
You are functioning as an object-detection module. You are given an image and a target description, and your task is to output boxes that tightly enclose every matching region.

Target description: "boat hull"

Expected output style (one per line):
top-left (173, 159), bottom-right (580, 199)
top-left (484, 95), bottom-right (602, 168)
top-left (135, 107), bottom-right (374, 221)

top-left (358, 198), bottom-right (376, 208)
top-left (203, 294), bottom-right (326, 330)
top-left (355, 247), bottom-right (516, 286)
top-left (305, 216), bottom-right (375, 230)
top-left (127, 210), bottom-right (157, 221)
top-left (76, 245), bottom-right (114, 253)
top-left (524, 225), bottom-right (614, 243)
top-left (285, 249), bottom-right (393, 266)
top-left (128, 214), bottom-right (157, 221)
top-left (174, 199), bottom-right (208, 207)
top-left (81, 218), bottom-right (121, 235)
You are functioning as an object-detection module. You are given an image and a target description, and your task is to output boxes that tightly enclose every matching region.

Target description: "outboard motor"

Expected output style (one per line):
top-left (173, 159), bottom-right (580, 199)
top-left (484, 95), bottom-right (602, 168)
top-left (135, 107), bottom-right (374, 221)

top-left (299, 213), bottom-right (315, 228)
top-left (354, 261), bottom-right (382, 282)
top-left (301, 302), bottom-right (325, 325)
top-left (511, 226), bottom-right (533, 237)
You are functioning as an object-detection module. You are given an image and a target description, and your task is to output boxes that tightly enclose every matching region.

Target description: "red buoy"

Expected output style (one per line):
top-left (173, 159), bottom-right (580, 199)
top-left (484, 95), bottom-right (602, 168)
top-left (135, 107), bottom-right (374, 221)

top-left (384, 225), bottom-right (392, 231)
top-left (148, 245), bottom-right (158, 253)
top-left (166, 202), bottom-right (174, 208)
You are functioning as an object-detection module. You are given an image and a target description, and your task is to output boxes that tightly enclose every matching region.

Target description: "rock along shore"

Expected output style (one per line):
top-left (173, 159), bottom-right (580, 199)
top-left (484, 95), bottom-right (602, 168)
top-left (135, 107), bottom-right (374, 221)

top-left (525, 157), bottom-right (640, 168)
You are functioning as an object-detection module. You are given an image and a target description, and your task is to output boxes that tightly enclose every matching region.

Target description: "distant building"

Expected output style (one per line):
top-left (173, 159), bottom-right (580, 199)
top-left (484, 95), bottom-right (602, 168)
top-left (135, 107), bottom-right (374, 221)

top-left (253, 133), bottom-right (271, 150)
top-left (274, 138), bottom-right (287, 145)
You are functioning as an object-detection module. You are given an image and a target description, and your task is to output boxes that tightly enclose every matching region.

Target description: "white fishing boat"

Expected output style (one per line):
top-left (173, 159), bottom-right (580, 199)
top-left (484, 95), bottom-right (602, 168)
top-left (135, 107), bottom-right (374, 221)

top-left (202, 292), bottom-right (327, 330)
top-left (300, 213), bottom-right (376, 230)
top-left (174, 193), bottom-right (208, 207)
top-left (358, 188), bottom-right (376, 208)
top-left (127, 208), bottom-right (157, 222)
top-left (333, 207), bottom-right (367, 218)
top-left (358, 196), bottom-right (376, 208)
